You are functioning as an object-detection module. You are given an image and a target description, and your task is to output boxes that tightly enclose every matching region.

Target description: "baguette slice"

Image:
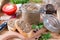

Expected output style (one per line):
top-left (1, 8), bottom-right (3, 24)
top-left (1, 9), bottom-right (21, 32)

top-left (7, 19), bottom-right (16, 31)
top-left (15, 19), bottom-right (34, 38)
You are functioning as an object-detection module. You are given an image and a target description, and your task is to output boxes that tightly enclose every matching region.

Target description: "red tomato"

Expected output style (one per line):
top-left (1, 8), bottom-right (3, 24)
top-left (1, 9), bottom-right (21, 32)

top-left (2, 3), bottom-right (17, 15)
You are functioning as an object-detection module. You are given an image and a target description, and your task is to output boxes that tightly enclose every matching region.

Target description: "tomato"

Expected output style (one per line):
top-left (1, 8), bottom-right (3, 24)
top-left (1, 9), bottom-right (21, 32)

top-left (2, 3), bottom-right (17, 15)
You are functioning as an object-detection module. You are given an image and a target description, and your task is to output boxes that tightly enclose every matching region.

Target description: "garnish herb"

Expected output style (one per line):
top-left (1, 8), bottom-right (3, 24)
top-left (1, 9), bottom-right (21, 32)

top-left (10, 0), bottom-right (29, 4)
top-left (38, 23), bottom-right (44, 29)
top-left (32, 0), bottom-right (43, 3)
top-left (32, 24), bottom-right (36, 29)
top-left (32, 23), bottom-right (44, 29)
top-left (38, 32), bottom-right (51, 40)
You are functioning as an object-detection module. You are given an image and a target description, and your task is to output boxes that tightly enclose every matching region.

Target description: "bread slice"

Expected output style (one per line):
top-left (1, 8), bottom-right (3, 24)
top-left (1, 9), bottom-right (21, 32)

top-left (7, 18), bottom-right (16, 31)
top-left (15, 19), bottom-right (34, 38)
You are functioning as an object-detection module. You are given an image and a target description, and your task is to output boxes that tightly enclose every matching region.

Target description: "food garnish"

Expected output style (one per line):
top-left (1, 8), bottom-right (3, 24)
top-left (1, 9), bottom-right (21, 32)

top-left (32, 0), bottom-right (43, 3)
top-left (10, 0), bottom-right (29, 4)
top-left (38, 32), bottom-right (51, 40)
top-left (32, 23), bottom-right (44, 29)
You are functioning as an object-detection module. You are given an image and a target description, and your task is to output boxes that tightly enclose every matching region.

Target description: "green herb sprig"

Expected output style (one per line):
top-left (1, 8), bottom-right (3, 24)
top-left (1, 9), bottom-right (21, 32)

top-left (38, 32), bottom-right (51, 40)
top-left (32, 23), bottom-right (44, 29)
top-left (10, 0), bottom-right (29, 4)
top-left (32, 0), bottom-right (43, 3)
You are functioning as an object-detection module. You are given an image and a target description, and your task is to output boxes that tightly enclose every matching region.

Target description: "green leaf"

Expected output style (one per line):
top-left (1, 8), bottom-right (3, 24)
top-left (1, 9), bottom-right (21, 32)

top-left (38, 32), bottom-right (51, 40)
top-left (38, 23), bottom-right (44, 29)
top-left (38, 25), bottom-right (44, 29)
top-left (32, 23), bottom-right (44, 29)
top-left (32, 0), bottom-right (42, 3)
top-left (10, 0), bottom-right (14, 4)
top-left (32, 24), bottom-right (36, 29)
top-left (10, 0), bottom-right (29, 4)
top-left (42, 33), bottom-right (51, 39)
top-left (38, 23), bottom-right (43, 26)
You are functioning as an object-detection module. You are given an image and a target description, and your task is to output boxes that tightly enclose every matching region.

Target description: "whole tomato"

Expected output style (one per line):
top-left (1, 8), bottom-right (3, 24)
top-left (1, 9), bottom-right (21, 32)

top-left (2, 3), bottom-right (17, 15)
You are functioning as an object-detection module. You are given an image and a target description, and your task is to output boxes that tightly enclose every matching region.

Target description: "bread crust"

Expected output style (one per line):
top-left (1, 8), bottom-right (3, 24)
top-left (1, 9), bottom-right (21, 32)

top-left (7, 18), bottom-right (16, 31)
top-left (15, 19), bottom-right (34, 38)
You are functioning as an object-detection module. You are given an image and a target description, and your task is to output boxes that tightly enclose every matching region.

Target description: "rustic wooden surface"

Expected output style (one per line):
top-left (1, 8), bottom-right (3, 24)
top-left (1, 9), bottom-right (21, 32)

top-left (0, 12), bottom-right (8, 35)
top-left (0, 12), bottom-right (60, 40)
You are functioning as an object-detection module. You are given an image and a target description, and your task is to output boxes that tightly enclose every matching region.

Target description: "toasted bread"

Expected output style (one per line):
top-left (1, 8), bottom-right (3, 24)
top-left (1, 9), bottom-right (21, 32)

top-left (7, 19), bottom-right (16, 31)
top-left (15, 19), bottom-right (34, 38)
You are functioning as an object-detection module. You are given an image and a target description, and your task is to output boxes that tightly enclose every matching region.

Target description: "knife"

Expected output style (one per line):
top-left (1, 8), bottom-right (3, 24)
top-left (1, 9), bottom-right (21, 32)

top-left (0, 14), bottom-right (16, 31)
top-left (0, 22), bottom-right (7, 31)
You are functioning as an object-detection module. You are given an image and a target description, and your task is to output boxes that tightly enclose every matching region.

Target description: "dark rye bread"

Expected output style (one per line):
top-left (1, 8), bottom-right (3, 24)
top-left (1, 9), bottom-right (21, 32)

top-left (7, 19), bottom-right (16, 31)
top-left (15, 19), bottom-right (34, 38)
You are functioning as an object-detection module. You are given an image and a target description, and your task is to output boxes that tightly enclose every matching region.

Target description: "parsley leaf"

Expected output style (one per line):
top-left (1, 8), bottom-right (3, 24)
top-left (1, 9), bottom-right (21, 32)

top-left (38, 25), bottom-right (44, 29)
top-left (38, 32), bottom-right (51, 40)
top-left (32, 24), bottom-right (36, 29)
top-left (32, 0), bottom-right (43, 3)
top-left (10, 0), bottom-right (29, 4)
top-left (38, 23), bottom-right (44, 29)
top-left (32, 23), bottom-right (44, 29)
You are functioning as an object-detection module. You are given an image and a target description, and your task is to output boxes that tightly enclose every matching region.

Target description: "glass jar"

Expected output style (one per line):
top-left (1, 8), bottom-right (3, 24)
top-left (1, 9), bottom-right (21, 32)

top-left (43, 14), bottom-right (60, 33)
top-left (21, 3), bottom-right (41, 25)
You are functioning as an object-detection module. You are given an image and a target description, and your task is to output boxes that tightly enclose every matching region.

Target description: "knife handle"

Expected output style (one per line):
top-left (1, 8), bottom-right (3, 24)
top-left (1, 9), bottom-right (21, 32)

top-left (0, 22), bottom-right (7, 31)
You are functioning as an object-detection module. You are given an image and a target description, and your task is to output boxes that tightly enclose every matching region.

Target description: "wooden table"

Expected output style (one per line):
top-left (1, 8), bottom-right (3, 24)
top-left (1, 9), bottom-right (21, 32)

top-left (0, 12), bottom-right (8, 35)
top-left (0, 12), bottom-right (60, 40)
